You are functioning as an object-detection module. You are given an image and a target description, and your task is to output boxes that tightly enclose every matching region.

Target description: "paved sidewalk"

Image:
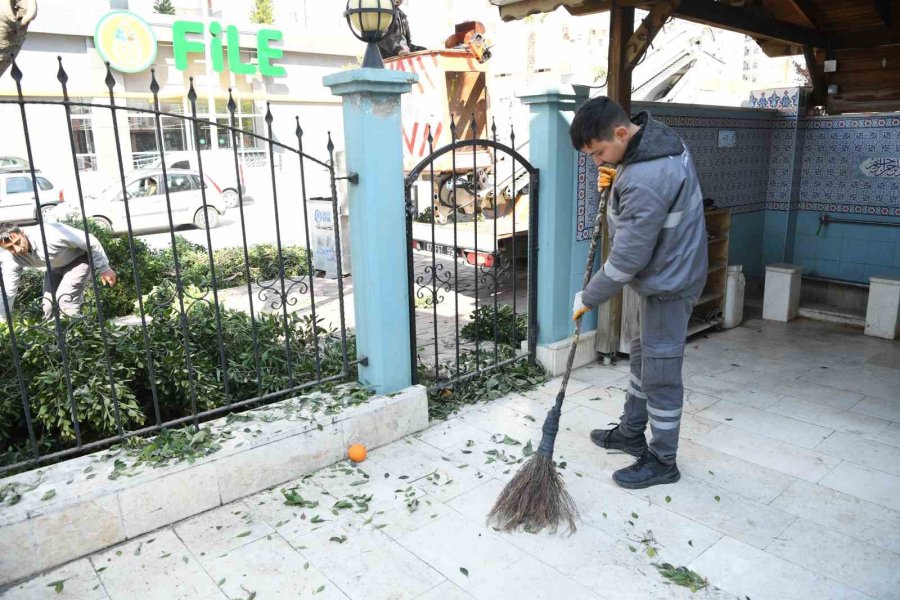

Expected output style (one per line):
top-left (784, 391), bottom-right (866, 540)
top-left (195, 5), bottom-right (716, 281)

top-left (2, 315), bottom-right (898, 600)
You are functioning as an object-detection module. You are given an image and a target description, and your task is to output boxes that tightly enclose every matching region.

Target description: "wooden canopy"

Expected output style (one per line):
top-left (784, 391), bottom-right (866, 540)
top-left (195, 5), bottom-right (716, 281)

top-left (489, 0), bottom-right (900, 113)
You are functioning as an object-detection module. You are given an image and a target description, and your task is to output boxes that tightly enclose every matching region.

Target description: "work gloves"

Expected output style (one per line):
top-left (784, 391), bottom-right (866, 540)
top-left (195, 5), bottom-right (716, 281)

top-left (573, 291), bottom-right (591, 321)
top-left (597, 166), bottom-right (617, 190)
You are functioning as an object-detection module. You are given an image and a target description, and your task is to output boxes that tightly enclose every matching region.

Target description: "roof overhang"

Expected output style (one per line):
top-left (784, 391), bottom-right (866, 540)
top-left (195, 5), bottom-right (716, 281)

top-left (489, 0), bottom-right (852, 53)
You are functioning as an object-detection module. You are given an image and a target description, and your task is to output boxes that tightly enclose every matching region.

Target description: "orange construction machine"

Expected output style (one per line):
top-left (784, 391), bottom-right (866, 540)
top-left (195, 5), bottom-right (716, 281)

top-left (385, 22), bottom-right (529, 261)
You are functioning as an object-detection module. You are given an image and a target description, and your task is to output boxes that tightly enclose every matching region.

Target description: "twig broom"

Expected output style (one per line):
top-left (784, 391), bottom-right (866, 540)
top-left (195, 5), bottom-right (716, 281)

top-left (487, 186), bottom-right (611, 534)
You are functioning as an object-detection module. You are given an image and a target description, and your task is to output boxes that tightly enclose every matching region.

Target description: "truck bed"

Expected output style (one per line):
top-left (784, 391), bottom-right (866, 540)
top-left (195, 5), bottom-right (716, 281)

top-left (411, 211), bottom-right (528, 257)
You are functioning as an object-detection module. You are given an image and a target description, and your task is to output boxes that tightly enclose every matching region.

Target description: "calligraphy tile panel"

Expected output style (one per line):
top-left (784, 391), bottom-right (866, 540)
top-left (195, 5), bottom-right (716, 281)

top-left (799, 116), bottom-right (900, 216)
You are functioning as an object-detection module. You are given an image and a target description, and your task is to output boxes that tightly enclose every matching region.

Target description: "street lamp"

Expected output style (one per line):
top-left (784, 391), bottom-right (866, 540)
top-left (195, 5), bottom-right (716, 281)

top-left (344, 0), bottom-right (395, 69)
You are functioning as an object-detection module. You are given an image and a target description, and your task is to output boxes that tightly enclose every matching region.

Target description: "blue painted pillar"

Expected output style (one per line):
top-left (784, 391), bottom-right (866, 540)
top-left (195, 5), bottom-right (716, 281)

top-left (324, 68), bottom-right (418, 394)
top-left (520, 88), bottom-right (597, 349)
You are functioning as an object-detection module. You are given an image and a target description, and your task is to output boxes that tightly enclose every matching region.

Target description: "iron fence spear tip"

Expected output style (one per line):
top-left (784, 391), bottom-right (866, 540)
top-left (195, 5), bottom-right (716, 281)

top-left (150, 70), bottom-right (160, 95)
top-left (104, 63), bottom-right (115, 90)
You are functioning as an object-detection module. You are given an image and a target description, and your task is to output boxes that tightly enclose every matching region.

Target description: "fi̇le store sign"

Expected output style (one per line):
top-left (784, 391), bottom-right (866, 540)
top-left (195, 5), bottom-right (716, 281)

top-left (94, 10), bottom-right (286, 76)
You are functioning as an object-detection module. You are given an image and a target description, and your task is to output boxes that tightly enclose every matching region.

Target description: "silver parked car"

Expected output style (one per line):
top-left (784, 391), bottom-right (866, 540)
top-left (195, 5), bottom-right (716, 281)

top-left (0, 168), bottom-right (65, 224)
top-left (54, 169), bottom-right (226, 233)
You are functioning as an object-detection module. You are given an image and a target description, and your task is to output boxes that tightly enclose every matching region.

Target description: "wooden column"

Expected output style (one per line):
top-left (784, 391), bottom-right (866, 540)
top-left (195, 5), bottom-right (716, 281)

top-left (608, 0), bottom-right (635, 114)
top-left (595, 0), bottom-right (634, 357)
top-left (802, 45), bottom-right (825, 108)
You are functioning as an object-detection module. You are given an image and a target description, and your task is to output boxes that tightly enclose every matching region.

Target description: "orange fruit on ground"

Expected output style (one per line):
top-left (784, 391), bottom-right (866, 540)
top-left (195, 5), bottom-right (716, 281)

top-left (347, 444), bottom-right (367, 463)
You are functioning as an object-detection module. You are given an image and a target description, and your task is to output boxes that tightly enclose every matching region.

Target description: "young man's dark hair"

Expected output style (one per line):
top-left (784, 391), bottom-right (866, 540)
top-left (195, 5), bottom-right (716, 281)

top-left (569, 96), bottom-right (632, 148)
top-left (0, 222), bottom-right (21, 241)
top-left (569, 96), bottom-right (708, 491)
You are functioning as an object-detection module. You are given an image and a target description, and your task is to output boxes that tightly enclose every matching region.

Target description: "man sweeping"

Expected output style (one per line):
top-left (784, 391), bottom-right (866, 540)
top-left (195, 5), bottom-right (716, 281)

top-left (570, 97), bottom-right (708, 489)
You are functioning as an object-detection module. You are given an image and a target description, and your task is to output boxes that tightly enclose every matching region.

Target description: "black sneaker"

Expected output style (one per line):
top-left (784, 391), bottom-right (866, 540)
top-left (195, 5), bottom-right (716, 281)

top-left (590, 423), bottom-right (648, 457)
top-left (612, 451), bottom-right (681, 489)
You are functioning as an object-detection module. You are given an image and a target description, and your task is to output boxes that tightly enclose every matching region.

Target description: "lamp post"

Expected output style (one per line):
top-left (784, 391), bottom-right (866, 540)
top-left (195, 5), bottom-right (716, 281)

top-left (344, 0), bottom-right (396, 69)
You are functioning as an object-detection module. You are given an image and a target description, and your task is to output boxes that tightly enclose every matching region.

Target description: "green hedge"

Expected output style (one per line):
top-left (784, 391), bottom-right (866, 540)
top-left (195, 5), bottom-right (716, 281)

top-left (0, 290), bottom-right (353, 463)
top-left (461, 305), bottom-right (528, 348)
top-left (1, 222), bottom-right (346, 467)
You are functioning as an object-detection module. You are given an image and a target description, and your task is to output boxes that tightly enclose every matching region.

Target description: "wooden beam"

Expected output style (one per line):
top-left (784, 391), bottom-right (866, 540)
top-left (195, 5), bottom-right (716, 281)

top-left (496, 0), bottom-right (596, 22)
top-left (830, 27), bottom-right (900, 50)
top-left (785, 0), bottom-right (826, 31)
top-left (565, 0), bottom-right (613, 17)
top-left (625, 0), bottom-right (681, 70)
top-left (672, 0), bottom-right (828, 48)
top-left (873, 0), bottom-right (893, 28)
top-left (608, 0), bottom-right (634, 113)
top-left (803, 46), bottom-right (825, 106)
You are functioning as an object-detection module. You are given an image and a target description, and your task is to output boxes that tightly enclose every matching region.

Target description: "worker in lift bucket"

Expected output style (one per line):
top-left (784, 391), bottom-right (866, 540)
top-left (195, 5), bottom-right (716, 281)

top-left (378, 0), bottom-right (426, 58)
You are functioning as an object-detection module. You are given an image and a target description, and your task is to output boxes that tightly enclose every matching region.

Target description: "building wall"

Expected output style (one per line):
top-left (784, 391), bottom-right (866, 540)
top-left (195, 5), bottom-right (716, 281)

top-left (0, 3), bottom-right (356, 197)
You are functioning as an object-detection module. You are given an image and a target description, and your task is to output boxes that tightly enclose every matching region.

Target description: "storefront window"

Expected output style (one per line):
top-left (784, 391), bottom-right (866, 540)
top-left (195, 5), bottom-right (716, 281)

top-left (128, 100), bottom-right (188, 168)
top-left (195, 97), bottom-right (261, 152)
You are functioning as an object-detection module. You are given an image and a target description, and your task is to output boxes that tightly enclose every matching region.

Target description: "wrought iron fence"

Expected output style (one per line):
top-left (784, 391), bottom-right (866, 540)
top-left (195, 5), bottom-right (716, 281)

top-left (0, 59), bottom-right (354, 475)
top-left (405, 117), bottom-right (538, 392)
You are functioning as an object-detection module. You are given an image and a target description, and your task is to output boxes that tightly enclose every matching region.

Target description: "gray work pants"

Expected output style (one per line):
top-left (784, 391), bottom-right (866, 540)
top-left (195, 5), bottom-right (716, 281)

top-left (42, 255), bottom-right (90, 320)
top-left (619, 294), bottom-right (693, 464)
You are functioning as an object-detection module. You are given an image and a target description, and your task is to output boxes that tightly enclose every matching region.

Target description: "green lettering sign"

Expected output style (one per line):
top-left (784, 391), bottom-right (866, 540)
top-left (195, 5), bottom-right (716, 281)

top-left (209, 21), bottom-right (225, 72)
top-left (226, 25), bottom-right (256, 75)
top-left (172, 20), bottom-right (204, 71)
top-left (258, 29), bottom-right (286, 77)
top-left (97, 12), bottom-right (286, 75)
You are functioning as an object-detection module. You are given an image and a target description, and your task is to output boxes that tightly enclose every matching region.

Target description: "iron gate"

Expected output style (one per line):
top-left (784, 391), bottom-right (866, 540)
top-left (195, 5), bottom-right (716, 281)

top-left (404, 118), bottom-right (539, 390)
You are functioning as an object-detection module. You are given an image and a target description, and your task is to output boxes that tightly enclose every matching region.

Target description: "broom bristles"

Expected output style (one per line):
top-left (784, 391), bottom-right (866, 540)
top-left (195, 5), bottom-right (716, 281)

top-left (487, 453), bottom-right (578, 534)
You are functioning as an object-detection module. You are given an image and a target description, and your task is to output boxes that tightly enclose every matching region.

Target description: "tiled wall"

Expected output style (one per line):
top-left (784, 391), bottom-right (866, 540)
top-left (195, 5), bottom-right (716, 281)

top-left (791, 212), bottom-right (900, 282)
top-left (790, 116), bottom-right (900, 282)
top-left (573, 102), bottom-right (899, 285)
top-left (730, 211), bottom-right (767, 278)
top-left (642, 103), bottom-right (777, 214)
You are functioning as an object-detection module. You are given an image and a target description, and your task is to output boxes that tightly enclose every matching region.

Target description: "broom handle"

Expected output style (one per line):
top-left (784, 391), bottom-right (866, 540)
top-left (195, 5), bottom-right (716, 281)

top-left (557, 185), bottom-right (611, 400)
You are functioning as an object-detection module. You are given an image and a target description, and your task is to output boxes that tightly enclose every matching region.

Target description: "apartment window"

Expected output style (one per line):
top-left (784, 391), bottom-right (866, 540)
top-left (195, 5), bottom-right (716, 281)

top-left (70, 101), bottom-right (97, 172)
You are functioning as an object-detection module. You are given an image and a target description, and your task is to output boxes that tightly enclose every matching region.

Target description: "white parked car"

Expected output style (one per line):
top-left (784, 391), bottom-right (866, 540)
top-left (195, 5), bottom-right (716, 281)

top-left (0, 168), bottom-right (65, 224)
top-left (55, 169), bottom-right (226, 233)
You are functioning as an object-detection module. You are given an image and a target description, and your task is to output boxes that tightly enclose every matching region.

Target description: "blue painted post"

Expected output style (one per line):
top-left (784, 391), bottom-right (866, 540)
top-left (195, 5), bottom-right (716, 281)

top-left (324, 68), bottom-right (418, 394)
top-left (519, 88), bottom-right (600, 374)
